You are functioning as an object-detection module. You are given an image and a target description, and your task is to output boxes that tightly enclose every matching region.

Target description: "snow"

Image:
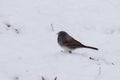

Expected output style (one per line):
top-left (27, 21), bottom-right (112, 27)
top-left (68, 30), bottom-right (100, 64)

top-left (0, 0), bottom-right (120, 80)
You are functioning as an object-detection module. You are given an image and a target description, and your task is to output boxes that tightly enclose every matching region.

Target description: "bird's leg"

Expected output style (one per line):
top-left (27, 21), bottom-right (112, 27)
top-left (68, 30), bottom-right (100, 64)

top-left (69, 51), bottom-right (72, 53)
top-left (61, 50), bottom-right (72, 53)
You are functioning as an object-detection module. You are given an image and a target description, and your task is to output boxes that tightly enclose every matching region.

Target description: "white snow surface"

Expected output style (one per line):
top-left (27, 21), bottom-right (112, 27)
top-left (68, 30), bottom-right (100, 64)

top-left (0, 0), bottom-right (120, 80)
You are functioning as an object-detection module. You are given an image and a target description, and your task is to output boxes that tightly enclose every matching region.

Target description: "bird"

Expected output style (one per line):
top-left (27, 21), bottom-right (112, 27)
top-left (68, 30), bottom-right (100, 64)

top-left (57, 31), bottom-right (98, 53)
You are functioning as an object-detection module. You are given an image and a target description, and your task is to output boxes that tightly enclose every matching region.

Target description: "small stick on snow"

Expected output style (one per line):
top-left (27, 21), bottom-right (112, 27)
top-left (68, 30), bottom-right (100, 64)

top-left (51, 24), bottom-right (54, 32)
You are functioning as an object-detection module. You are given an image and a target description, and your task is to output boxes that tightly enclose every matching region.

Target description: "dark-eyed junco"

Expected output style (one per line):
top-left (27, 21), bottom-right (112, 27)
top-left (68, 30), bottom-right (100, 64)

top-left (57, 31), bottom-right (98, 53)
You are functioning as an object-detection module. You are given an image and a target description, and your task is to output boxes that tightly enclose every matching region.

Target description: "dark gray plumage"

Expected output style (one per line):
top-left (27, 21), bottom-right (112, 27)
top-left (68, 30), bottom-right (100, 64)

top-left (57, 31), bottom-right (98, 53)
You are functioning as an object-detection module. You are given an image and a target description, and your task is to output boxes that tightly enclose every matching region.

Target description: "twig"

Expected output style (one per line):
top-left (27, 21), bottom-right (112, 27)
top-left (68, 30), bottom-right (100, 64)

top-left (51, 24), bottom-right (54, 32)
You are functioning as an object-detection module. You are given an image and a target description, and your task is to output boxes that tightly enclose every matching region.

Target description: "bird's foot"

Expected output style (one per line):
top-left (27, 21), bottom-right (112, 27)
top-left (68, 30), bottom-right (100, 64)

top-left (69, 51), bottom-right (72, 53)
top-left (61, 50), bottom-right (72, 53)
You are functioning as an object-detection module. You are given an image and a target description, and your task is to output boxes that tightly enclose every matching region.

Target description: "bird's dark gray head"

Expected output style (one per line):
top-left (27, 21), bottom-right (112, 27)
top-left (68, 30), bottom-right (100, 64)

top-left (58, 31), bottom-right (68, 37)
top-left (57, 31), bottom-right (71, 45)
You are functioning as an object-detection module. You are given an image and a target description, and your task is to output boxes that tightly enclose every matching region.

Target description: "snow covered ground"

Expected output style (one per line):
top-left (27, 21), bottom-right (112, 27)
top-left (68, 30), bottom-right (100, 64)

top-left (0, 0), bottom-right (120, 80)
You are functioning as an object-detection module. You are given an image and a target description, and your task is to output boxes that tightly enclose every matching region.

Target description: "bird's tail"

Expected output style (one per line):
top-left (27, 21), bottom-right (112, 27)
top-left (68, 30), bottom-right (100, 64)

top-left (84, 46), bottom-right (98, 50)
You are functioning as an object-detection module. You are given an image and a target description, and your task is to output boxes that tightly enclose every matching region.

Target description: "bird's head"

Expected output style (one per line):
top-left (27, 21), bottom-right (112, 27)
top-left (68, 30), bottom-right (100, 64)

top-left (57, 31), bottom-right (71, 40)
top-left (57, 31), bottom-right (67, 36)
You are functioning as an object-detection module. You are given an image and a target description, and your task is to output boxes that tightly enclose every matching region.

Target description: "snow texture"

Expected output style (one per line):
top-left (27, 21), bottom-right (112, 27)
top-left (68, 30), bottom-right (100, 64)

top-left (0, 0), bottom-right (120, 80)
